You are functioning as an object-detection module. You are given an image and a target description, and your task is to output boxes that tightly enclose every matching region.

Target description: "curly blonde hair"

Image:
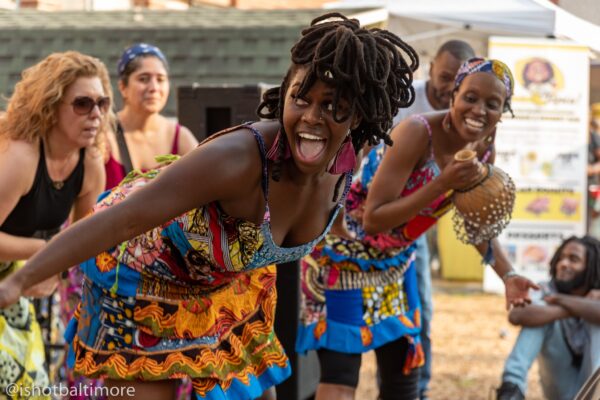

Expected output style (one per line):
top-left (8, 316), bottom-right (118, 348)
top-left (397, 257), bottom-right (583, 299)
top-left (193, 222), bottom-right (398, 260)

top-left (0, 51), bottom-right (113, 149)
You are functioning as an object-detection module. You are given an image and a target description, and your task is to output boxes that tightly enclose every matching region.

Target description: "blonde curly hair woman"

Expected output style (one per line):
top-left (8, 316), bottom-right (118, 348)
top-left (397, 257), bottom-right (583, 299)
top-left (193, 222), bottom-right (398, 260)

top-left (0, 51), bottom-right (111, 395)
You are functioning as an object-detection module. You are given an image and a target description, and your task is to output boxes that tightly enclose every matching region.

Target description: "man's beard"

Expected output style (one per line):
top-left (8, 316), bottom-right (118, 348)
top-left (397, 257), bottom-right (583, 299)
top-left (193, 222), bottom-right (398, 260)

top-left (554, 270), bottom-right (587, 294)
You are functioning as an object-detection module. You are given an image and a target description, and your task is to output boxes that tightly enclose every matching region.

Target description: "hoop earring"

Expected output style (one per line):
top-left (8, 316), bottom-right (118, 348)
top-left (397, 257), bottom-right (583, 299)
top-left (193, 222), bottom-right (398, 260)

top-left (328, 132), bottom-right (355, 175)
top-left (442, 112), bottom-right (452, 132)
top-left (486, 127), bottom-right (497, 144)
top-left (266, 130), bottom-right (291, 161)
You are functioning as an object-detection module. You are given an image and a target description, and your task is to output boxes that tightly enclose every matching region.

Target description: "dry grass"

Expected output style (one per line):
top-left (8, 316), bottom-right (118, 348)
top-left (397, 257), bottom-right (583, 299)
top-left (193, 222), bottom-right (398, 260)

top-left (356, 280), bottom-right (544, 400)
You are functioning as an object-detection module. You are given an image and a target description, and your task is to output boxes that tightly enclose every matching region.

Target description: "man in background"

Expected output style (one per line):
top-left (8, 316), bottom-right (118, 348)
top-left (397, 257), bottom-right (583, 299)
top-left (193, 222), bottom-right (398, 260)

top-left (497, 236), bottom-right (600, 400)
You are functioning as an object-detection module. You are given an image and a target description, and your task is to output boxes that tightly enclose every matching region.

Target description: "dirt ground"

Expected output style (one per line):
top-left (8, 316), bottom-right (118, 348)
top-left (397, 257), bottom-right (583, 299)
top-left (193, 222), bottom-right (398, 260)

top-left (355, 279), bottom-right (544, 400)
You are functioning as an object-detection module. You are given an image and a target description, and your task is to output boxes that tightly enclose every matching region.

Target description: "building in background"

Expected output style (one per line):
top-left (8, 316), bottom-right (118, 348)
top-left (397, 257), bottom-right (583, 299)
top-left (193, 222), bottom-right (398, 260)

top-left (0, 6), bottom-right (376, 116)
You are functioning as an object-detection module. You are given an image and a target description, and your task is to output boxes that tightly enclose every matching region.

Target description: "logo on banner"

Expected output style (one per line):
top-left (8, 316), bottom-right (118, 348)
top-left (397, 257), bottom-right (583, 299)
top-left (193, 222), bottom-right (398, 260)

top-left (515, 57), bottom-right (564, 105)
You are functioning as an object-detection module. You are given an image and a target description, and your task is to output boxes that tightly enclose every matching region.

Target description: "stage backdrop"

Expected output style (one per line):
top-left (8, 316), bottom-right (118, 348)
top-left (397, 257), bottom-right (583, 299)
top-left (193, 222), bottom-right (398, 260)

top-left (484, 37), bottom-right (590, 293)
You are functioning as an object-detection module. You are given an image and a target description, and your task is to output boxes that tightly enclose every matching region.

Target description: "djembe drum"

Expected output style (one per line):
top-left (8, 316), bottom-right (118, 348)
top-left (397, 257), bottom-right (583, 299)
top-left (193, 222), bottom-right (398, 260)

top-left (451, 149), bottom-right (516, 245)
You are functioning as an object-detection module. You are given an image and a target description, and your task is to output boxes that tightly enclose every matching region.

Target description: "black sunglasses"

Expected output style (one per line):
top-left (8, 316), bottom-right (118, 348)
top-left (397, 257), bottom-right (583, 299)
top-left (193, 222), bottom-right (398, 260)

top-left (71, 96), bottom-right (111, 115)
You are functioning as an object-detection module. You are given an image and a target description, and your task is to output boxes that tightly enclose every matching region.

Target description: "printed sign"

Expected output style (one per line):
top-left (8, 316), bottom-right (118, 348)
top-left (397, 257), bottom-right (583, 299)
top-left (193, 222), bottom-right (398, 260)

top-left (485, 37), bottom-right (589, 292)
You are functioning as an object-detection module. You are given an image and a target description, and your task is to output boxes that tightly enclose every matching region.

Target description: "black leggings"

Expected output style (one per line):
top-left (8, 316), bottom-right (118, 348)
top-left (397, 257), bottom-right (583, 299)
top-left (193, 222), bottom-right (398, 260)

top-left (317, 337), bottom-right (419, 400)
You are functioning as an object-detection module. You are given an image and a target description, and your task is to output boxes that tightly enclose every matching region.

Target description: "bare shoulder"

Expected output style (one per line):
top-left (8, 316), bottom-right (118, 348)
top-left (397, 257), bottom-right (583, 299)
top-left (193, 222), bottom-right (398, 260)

top-left (136, 121), bottom-right (281, 211)
top-left (78, 145), bottom-right (105, 198)
top-left (179, 124), bottom-right (197, 138)
top-left (177, 124), bottom-right (196, 140)
top-left (175, 122), bottom-right (199, 154)
top-left (389, 113), bottom-right (432, 155)
top-left (1, 137), bottom-right (37, 157)
top-left (167, 120), bottom-right (280, 199)
top-left (197, 120), bottom-right (279, 157)
top-left (0, 139), bottom-right (38, 194)
top-left (84, 145), bottom-right (105, 171)
top-left (0, 139), bottom-right (38, 171)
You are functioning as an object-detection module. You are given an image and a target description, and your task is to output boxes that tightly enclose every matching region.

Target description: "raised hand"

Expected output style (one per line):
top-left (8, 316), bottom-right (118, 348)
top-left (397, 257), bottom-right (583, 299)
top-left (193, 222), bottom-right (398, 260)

top-left (438, 155), bottom-right (483, 192)
top-left (504, 274), bottom-right (539, 310)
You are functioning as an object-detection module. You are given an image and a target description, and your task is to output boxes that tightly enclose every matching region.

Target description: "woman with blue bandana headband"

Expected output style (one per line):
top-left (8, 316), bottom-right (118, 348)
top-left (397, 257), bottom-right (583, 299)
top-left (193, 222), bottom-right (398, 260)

top-left (104, 43), bottom-right (198, 190)
top-left (298, 57), bottom-right (537, 400)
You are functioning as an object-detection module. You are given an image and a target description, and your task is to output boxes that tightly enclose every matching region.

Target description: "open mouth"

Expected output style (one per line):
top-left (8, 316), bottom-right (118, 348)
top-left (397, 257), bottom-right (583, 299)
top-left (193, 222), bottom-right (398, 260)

top-left (83, 127), bottom-right (98, 136)
top-left (296, 132), bottom-right (327, 162)
top-left (464, 118), bottom-right (485, 130)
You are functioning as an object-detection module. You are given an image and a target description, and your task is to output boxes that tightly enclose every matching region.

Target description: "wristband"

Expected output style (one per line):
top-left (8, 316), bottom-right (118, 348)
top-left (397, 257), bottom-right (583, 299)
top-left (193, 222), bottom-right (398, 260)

top-left (502, 270), bottom-right (519, 282)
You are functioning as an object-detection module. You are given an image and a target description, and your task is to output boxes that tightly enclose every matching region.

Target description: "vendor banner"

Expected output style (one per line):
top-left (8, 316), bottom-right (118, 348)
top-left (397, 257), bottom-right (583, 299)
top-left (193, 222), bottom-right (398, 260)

top-left (484, 37), bottom-right (589, 293)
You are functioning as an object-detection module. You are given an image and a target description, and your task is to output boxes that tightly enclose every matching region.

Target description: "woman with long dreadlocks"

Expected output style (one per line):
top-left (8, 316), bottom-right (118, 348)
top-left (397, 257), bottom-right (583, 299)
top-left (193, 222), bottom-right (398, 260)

top-left (0, 13), bottom-right (418, 400)
top-left (297, 58), bottom-right (538, 400)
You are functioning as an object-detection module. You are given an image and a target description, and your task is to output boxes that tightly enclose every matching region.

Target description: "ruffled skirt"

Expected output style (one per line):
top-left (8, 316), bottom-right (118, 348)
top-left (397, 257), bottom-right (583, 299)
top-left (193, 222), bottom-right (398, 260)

top-left (65, 263), bottom-right (290, 400)
top-left (296, 235), bottom-right (424, 374)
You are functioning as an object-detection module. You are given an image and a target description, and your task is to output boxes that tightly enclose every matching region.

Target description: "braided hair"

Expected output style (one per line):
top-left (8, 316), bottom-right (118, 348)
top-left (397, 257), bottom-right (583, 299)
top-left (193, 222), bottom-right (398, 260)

top-left (257, 12), bottom-right (418, 188)
top-left (550, 235), bottom-right (600, 292)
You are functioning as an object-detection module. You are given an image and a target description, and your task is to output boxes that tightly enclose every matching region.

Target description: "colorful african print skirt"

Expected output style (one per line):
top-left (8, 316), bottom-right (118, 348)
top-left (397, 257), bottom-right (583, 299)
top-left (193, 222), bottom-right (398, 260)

top-left (296, 235), bottom-right (424, 374)
top-left (65, 264), bottom-right (289, 400)
top-left (0, 262), bottom-right (50, 399)
top-left (63, 173), bottom-right (290, 400)
top-left (58, 267), bottom-right (106, 400)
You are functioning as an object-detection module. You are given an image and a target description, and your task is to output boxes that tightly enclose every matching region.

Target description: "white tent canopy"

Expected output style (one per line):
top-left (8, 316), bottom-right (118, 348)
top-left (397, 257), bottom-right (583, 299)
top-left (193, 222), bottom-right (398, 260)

top-left (327, 0), bottom-right (600, 54)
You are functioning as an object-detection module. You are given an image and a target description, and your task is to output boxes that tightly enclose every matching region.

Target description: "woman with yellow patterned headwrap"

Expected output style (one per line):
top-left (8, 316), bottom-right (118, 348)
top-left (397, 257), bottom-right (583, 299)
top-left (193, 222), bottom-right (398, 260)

top-left (297, 57), bottom-right (536, 400)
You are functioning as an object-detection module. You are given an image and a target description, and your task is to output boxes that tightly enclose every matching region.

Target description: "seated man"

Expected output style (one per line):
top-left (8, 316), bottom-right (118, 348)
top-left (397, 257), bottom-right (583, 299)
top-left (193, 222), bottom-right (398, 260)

top-left (497, 236), bottom-right (600, 400)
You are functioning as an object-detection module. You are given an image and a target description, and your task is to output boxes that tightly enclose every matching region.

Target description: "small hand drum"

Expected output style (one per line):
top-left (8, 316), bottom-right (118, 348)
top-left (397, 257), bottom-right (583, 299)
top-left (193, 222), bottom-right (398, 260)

top-left (451, 149), bottom-right (516, 245)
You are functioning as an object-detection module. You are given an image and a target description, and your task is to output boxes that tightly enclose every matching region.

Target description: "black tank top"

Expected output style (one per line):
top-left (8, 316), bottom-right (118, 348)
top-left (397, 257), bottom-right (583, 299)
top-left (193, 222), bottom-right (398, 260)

top-left (0, 141), bottom-right (85, 238)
